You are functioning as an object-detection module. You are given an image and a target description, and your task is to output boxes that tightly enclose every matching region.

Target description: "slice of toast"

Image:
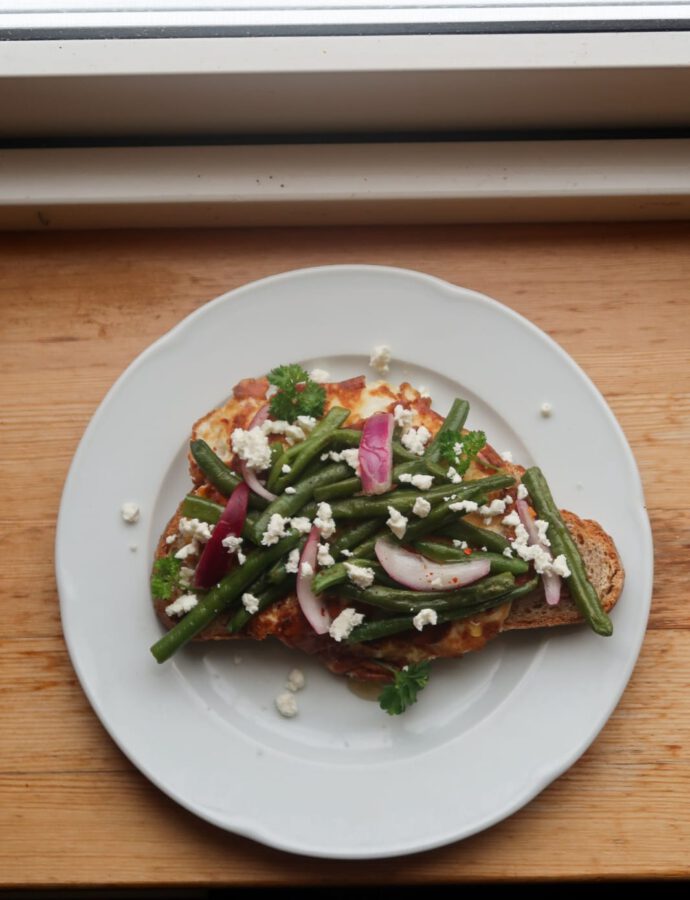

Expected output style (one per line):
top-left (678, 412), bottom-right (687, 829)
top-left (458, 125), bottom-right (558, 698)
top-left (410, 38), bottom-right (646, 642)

top-left (151, 375), bottom-right (624, 681)
top-left (152, 493), bottom-right (624, 680)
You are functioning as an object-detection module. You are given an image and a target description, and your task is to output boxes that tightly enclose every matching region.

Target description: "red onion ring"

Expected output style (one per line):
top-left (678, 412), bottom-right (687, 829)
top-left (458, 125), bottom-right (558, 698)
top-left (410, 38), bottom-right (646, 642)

top-left (193, 483), bottom-right (249, 590)
top-left (516, 498), bottom-right (561, 605)
top-left (296, 526), bottom-right (332, 634)
top-left (359, 412), bottom-right (394, 495)
top-left (241, 403), bottom-right (277, 502)
top-left (375, 538), bottom-right (490, 591)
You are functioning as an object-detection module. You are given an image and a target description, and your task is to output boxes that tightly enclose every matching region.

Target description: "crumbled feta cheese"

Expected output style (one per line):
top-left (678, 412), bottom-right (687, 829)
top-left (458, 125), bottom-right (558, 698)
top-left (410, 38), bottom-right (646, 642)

top-left (400, 425), bottom-right (431, 456)
top-left (535, 519), bottom-right (551, 547)
top-left (310, 368), bottom-right (330, 383)
top-left (300, 561), bottom-right (314, 578)
top-left (241, 592), bottom-right (260, 614)
top-left (261, 419), bottom-right (306, 446)
top-left (393, 404), bottom-right (415, 430)
top-left (179, 517), bottom-right (213, 543)
top-left (178, 566), bottom-right (195, 587)
top-left (286, 668), bottom-right (306, 692)
top-left (386, 506), bottom-right (408, 539)
top-left (329, 607), bottom-right (365, 642)
top-left (482, 518), bottom-right (493, 527)
top-left (412, 497), bottom-right (431, 518)
top-left (413, 608), bottom-right (438, 631)
top-left (275, 691), bottom-right (298, 718)
top-left (261, 513), bottom-right (291, 546)
top-left (550, 554), bottom-right (572, 578)
top-left (540, 402), bottom-right (553, 418)
top-left (502, 510), bottom-right (521, 527)
top-left (231, 426), bottom-right (272, 471)
top-left (174, 541), bottom-right (199, 560)
top-left (285, 548), bottom-right (301, 574)
top-left (281, 463), bottom-right (292, 474)
top-left (505, 495), bottom-right (514, 505)
top-left (399, 472), bottom-right (434, 490)
top-left (323, 448), bottom-right (360, 474)
top-left (165, 534), bottom-right (176, 545)
top-left (120, 501), bottom-right (140, 524)
top-left (344, 562), bottom-right (375, 588)
top-left (340, 548), bottom-right (353, 557)
top-left (296, 415), bottom-right (317, 432)
top-left (222, 534), bottom-right (243, 554)
top-left (314, 502), bottom-right (336, 539)
top-left (285, 486), bottom-right (296, 494)
top-left (480, 498), bottom-right (507, 518)
top-left (502, 547), bottom-right (514, 558)
top-left (500, 449), bottom-right (513, 463)
top-left (481, 546), bottom-right (488, 552)
top-left (452, 539), bottom-right (468, 549)
top-left (370, 344), bottom-right (392, 374)
top-left (454, 441), bottom-right (464, 456)
top-left (449, 499), bottom-right (478, 514)
top-left (290, 516), bottom-right (313, 534)
top-left (517, 483), bottom-right (529, 500)
top-left (165, 593), bottom-right (198, 617)
top-left (317, 542), bottom-right (335, 567)
top-left (446, 466), bottom-right (463, 484)
top-left (509, 519), bottom-right (569, 577)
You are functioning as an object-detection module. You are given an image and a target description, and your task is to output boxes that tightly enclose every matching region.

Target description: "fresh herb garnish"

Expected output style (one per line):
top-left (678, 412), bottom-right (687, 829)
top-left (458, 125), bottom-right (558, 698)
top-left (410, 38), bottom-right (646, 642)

top-left (378, 661), bottom-right (431, 716)
top-left (267, 363), bottom-right (326, 423)
top-left (438, 428), bottom-right (486, 476)
top-left (151, 556), bottom-right (183, 600)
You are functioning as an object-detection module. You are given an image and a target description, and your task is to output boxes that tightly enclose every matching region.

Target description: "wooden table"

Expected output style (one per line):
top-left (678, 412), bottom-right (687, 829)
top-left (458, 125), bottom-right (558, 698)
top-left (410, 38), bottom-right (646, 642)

top-left (2, 223), bottom-right (688, 887)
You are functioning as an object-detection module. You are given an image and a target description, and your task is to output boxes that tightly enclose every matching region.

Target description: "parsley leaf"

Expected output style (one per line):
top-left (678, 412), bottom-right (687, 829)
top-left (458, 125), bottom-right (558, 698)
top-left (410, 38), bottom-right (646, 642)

top-left (268, 363), bottom-right (310, 393)
top-left (438, 428), bottom-right (486, 476)
top-left (151, 556), bottom-right (183, 600)
top-left (267, 363), bottom-right (326, 423)
top-left (378, 661), bottom-right (431, 716)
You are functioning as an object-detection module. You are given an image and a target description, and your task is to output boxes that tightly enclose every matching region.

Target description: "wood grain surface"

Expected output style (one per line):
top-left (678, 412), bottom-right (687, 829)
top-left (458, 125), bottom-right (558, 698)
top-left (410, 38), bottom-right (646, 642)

top-left (1, 223), bottom-right (688, 886)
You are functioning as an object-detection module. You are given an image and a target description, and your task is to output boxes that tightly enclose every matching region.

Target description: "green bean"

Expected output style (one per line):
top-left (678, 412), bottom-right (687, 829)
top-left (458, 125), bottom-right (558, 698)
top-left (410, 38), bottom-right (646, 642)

top-left (252, 461), bottom-right (351, 544)
top-left (325, 428), bottom-right (361, 450)
top-left (521, 467), bottom-right (613, 636)
top-left (350, 528), bottom-right (388, 560)
top-left (413, 541), bottom-right (529, 575)
top-left (311, 559), bottom-right (388, 595)
top-left (180, 495), bottom-right (224, 524)
top-left (189, 439), bottom-right (268, 509)
top-left (266, 536), bottom-right (307, 584)
top-left (399, 502), bottom-right (458, 544)
top-left (228, 575), bottom-right (297, 633)
top-left (269, 407), bottom-right (350, 492)
top-left (150, 530), bottom-right (303, 663)
top-left (313, 460), bottom-right (425, 503)
top-left (437, 519), bottom-right (510, 554)
top-left (181, 495), bottom-right (259, 544)
top-left (330, 519), bottom-right (383, 557)
top-left (327, 428), bottom-right (418, 463)
top-left (424, 398), bottom-right (469, 467)
top-left (346, 576), bottom-right (538, 643)
top-left (327, 474), bottom-right (514, 520)
top-left (341, 572), bottom-right (515, 615)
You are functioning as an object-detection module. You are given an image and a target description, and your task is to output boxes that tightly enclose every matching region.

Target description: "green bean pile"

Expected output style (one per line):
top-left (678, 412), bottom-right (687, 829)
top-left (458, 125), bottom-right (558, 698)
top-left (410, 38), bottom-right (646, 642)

top-left (151, 395), bottom-right (609, 664)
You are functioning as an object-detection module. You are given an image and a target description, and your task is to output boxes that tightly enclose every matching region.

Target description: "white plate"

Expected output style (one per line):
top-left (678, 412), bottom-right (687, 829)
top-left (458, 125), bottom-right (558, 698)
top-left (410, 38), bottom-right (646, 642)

top-left (56, 265), bottom-right (652, 860)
